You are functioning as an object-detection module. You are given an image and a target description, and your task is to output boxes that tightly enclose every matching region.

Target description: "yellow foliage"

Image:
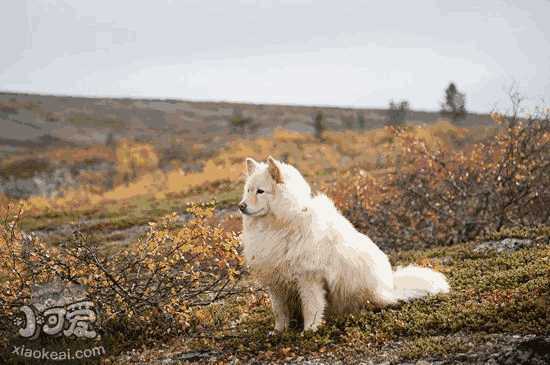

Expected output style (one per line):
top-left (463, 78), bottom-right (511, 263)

top-left (327, 115), bottom-right (549, 248)
top-left (115, 139), bottom-right (160, 185)
top-left (45, 145), bottom-right (115, 165)
top-left (0, 203), bottom-right (243, 341)
top-left (24, 123), bottom-right (477, 212)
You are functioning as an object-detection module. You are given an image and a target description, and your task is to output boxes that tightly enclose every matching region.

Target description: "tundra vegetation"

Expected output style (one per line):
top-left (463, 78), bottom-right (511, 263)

top-left (0, 101), bottom-right (548, 363)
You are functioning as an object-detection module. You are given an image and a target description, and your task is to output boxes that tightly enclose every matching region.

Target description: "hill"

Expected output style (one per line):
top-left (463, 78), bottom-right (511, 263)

top-left (0, 92), bottom-right (493, 155)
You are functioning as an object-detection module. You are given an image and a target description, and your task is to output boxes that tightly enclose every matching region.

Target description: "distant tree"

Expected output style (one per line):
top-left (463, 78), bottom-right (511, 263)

top-left (386, 100), bottom-right (409, 127)
top-left (105, 132), bottom-right (116, 147)
top-left (229, 108), bottom-right (253, 135)
top-left (312, 111), bottom-right (325, 141)
top-left (440, 82), bottom-right (466, 123)
top-left (356, 112), bottom-right (366, 130)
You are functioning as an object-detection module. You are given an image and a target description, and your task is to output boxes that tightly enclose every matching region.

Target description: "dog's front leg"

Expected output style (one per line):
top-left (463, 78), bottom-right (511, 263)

top-left (269, 288), bottom-right (290, 332)
top-left (298, 279), bottom-right (326, 332)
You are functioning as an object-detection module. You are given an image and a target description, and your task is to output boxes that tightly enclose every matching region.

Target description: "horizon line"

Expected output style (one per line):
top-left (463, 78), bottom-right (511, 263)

top-left (0, 89), bottom-right (492, 116)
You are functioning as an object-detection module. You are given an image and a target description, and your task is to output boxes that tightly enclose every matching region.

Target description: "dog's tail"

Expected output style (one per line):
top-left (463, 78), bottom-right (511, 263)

top-left (391, 265), bottom-right (450, 301)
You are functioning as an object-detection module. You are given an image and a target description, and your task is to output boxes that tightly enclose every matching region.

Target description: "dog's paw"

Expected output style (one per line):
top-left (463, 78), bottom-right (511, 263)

top-left (301, 325), bottom-right (321, 335)
top-left (267, 330), bottom-right (283, 337)
top-left (274, 322), bottom-right (289, 333)
top-left (302, 318), bottom-right (324, 333)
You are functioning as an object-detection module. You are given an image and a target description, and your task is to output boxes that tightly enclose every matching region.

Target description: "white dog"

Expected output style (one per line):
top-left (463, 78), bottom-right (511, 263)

top-left (240, 156), bottom-right (449, 332)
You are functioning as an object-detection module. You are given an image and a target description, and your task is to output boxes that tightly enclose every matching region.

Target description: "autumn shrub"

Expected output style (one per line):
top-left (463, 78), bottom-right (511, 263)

top-left (25, 123), bottom-right (477, 212)
top-left (115, 139), bottom-right (160, 185)
top-left (329, 108), bottom-right (550, 249)
top-left (0, 203), bottom-right (244, 350)
top-left (0, 102), bottom-right (18, 114)
top-left (0, 100), bottom-right (35, 114)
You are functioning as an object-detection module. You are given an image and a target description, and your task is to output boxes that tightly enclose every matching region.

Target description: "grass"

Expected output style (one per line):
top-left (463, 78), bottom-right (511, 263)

top-left (19, 184), bottom-right (243, 249)
top-left (0, 157), bottom-right (53, 179)
top-left (5, 180), bottom-right (549, 363)
top-left (104, 226), bottom-right (549, 363)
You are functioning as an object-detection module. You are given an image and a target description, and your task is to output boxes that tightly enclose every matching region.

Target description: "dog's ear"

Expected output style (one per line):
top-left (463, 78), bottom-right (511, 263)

top-left (267, 156), bottom-right (283, 184)
top-left (245, 158), bottom-right (258, 175)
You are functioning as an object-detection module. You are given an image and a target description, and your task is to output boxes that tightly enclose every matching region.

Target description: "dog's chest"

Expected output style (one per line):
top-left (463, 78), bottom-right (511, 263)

top-left (242, 224), bottom-right (308, 278)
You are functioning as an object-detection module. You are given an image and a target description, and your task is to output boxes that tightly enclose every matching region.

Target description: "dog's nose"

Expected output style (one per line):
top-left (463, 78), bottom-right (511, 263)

top-left (238, 202), bottom-right (247, 212)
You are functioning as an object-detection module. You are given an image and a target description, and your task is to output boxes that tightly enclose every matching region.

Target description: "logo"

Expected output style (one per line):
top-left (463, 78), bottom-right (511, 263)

top-left (8, 280), bottom-right (106, 364)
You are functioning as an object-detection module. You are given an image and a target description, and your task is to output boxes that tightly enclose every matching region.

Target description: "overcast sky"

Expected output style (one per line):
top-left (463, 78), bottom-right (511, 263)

top-left (1, 0), bottom-right (549, 113)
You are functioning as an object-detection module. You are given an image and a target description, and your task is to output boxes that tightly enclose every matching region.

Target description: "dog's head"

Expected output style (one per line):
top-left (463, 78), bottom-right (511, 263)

top-left (239, 156), bottom-right (311, 219)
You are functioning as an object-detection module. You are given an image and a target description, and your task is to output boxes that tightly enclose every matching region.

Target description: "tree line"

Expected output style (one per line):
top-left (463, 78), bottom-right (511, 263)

top-left (386, 82), bottom-right (467, 127)
top-left (228, 82), bottom-right (468, 140)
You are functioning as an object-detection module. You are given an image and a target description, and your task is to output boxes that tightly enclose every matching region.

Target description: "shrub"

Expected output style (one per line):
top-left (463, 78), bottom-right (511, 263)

top-left (387, 100), bottom-right (409, 127)
top-left (0, 203), bottom-right (244, 349)
top-left (312, 111), bottom-right (325, 141)
top-left (229, 108), bottom-right (254, 135)
top-left (329, 108), bottom-right (549, 248)
top-left (115, 139), bottom-right (160, 185)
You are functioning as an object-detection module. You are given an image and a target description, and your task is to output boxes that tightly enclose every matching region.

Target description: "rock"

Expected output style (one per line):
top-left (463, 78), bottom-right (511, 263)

top-left (494, 336), bottom-right (550, 365)
top-left (415, 360), bottom-right (431, 365)
top-left (173, 350), bottom-right (215, 361)
top-left (474, 238), bottom-right (534, 253)
top-left (0, 161), bottom-right (114, 198)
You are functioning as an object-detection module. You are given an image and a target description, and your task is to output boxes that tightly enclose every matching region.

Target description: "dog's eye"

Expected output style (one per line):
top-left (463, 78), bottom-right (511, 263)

top-left (256, 189), bottom-right (264, 194)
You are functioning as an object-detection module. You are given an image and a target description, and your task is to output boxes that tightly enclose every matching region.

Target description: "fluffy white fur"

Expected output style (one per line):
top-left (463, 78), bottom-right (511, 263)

top-left (240, 156), bottom-right (450, 332)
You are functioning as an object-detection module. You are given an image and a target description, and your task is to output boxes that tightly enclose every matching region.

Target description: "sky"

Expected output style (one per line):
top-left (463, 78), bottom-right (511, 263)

top-left (1, 0), bottom-right (549, 113)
